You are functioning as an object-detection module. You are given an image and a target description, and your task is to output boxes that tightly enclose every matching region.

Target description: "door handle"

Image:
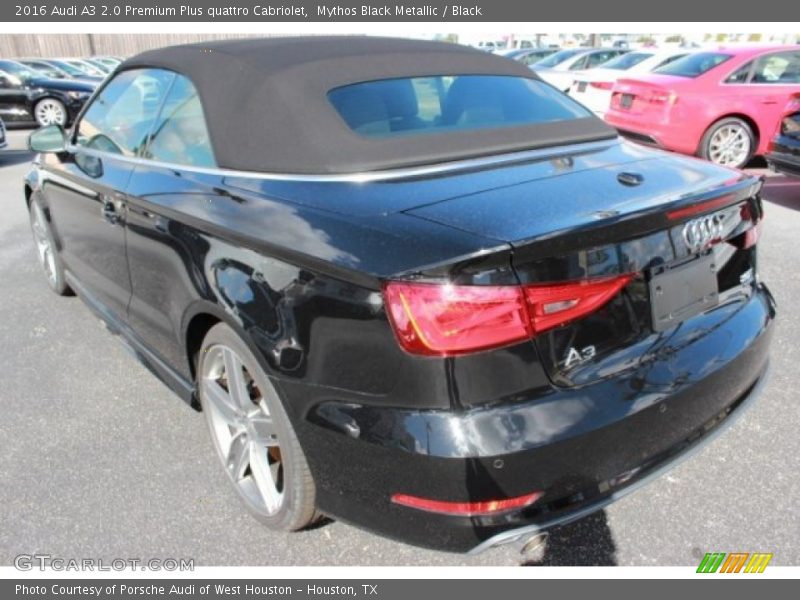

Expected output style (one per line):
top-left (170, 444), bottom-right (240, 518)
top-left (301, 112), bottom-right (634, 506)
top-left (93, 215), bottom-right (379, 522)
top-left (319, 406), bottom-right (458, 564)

top-left (101, 196), bottom-right (121, 225)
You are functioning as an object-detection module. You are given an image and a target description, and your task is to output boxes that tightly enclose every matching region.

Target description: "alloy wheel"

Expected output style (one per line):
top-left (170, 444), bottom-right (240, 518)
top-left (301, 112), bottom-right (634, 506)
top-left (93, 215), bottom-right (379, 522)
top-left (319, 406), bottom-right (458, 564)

top-left (35, 99), bottom-right (66, 127)
top-left (200, 344), bottom-right (285, 516)
top-left (707, 123), bottom-right (751, 167)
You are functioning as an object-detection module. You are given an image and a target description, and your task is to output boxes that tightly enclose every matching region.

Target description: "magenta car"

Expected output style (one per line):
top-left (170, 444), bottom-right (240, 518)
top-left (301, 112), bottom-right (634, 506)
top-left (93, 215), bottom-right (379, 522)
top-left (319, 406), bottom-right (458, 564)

top-left (605, 46), bottom-right (800, 168)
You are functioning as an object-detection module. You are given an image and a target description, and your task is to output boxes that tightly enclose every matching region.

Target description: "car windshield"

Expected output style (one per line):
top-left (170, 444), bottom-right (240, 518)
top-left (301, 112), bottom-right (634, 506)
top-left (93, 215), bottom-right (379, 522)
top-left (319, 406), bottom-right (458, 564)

top-left (68, 60), bottom-right (99, 75)
top-left (0, 61), bottom-right (38, 83)
top-left (51, 60), bottom-right (90, 77)
top-left (600, 52), bottom-right (653, 70)
top-left (654, 52), bottom-right (732, 78)
top-left (328, 74), bottom-right (592, 139)
top-left (25, 63), bottom-right (64, 78)
top-left (532, 49), bottom-right (584, 68)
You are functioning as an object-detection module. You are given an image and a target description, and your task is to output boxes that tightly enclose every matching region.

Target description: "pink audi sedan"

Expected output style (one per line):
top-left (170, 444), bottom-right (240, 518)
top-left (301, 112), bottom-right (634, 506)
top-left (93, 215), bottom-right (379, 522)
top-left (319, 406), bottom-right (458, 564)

top-left (605, 46), bottom-right (800, 168)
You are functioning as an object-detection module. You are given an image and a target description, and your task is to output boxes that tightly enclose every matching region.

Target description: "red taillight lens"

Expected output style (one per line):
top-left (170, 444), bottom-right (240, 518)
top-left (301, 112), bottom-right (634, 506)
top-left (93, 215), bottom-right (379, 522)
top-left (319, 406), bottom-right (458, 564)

top-left (590, 81), bottom-right (613, 90)
top-left (649, 90), bottom-right (678, 105)
top-left (730, 202), bottom-right (763, 250)
top-left (383, 275), bottom-right (633, 356)
top-left (382, 282), bottom-right (531, 356)
top-left (391, 491), bottom-right (543, 516)
top-left (666, 194), bottom-right (737, 220)
top-left (524, 275), bottom-right (633, 334)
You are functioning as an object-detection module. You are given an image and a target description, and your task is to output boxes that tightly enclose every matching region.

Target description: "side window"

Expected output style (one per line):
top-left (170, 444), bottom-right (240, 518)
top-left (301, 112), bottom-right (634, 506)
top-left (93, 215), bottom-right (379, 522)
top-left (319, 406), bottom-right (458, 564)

top-left (725, 61), bottom-right (753, 84)
top-left (569, 56), bottom-right (589, 70)
top-left (143, 75), bottom-right (215, 167)
top-left (75, 68), bottom-right (175, 156)
top-left (751, 52), bottom-right (800, 84)
top-left (655, 54), bottom-right (687, 70)
top-left (584, 53), bottom-right (607, 68)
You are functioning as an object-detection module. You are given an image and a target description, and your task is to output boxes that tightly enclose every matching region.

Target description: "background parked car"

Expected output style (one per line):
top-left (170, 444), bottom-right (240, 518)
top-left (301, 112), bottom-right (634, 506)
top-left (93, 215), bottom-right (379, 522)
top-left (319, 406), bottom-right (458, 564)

top-left (0, 116), bottom-right (6, 150)
top-left (93, 56), bottom-right (123, 69)
top-left (766, 99), bottom-right (800, 176)
top-left (22, 58), bottom-right (104, 82)
top-left (0, 60), bottom-right (95, 127)
top-left (568, 49), bottom-right (690, 115)
top-left (605, 46), bottom-right (800, 168)
top-left (18, 59), bottom-right (72, 80)
top-left (83, 58), bottom-right (114, 74)
top-left (530, 47), bottom-right (628, 91)
top-left (499, 47), bottom-right (559, 65)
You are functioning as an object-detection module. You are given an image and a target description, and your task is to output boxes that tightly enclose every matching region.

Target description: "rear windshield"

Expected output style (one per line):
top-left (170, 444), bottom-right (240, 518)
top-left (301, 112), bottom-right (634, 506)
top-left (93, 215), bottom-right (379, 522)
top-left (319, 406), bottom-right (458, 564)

top-left (653, 52), bottom-right (732, 78)
top-left (531, 49), bottom-right (584, 68)
top-left (600, 52), bottom-right (653, 70)
top-left (328, 75), bottom-right (592, 139)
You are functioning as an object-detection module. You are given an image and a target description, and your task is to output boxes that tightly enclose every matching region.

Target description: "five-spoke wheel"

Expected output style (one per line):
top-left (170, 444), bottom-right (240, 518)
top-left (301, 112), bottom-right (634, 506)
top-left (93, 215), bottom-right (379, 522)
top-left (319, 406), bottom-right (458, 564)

top-left (197, 323), bottom-right (317, 530)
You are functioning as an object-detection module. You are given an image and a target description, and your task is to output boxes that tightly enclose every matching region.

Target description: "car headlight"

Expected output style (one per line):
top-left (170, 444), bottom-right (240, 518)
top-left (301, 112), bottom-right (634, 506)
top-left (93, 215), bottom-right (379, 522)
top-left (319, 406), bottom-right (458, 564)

top-left (66, 91), bottom-right (91, 101)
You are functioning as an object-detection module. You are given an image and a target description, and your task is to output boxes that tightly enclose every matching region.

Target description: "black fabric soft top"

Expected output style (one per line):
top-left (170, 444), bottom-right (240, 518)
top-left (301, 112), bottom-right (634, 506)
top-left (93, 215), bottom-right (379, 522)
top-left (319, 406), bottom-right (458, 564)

top-left (121, 36), bottom-right (616, 175)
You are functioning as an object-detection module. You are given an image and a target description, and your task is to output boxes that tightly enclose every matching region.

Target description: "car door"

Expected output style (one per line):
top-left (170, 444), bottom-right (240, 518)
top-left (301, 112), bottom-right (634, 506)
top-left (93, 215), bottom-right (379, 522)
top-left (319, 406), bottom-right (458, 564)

top-left (123, 73), bottom-right (220, 371)
top-left (42, 68), bottom-right (175, 319)
top-left (723, 51), bottom-right (800, 150)
top-left (0, 71), bottom-right (33, 125)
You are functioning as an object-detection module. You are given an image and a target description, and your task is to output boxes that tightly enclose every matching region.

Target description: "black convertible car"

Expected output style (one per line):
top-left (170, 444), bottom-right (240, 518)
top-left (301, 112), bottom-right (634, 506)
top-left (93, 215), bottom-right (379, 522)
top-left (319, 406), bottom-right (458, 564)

top-left (0, 60), bottom-right (95, 127)
top-left (767, 103), bottom-right (800, 177)
top-left (25, 37), bottom-right (774, 553)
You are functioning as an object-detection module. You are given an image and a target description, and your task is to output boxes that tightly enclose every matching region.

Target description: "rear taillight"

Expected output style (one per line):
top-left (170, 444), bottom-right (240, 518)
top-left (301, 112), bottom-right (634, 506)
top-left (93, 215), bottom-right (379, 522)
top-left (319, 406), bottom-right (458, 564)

top-left (382, 282), bottom-right (531, 356)
top-left (391, 491), bottom-right (543, 516)
top-left (383, 275), bottom-right (633, 356)
top-left (524, 275), bottom-right (633, 334)
top-left (730, 203), bottom-right (762, 250)
top-left (590, 81), bottom-right (613, 90)
top-left (649, 90), bottom-right (678, 105)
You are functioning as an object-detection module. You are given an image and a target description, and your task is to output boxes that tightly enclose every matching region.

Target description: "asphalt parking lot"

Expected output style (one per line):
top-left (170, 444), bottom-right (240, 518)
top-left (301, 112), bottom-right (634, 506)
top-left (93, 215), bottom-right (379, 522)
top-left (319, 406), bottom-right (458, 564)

top-left (0, 128), bottom-right (798, 567)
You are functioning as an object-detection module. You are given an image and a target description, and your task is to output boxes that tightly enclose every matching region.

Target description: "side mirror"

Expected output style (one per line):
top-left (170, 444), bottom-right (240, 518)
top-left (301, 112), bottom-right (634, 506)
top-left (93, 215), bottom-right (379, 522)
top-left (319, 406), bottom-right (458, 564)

top-left (28, 125), bottom-right (67, 153)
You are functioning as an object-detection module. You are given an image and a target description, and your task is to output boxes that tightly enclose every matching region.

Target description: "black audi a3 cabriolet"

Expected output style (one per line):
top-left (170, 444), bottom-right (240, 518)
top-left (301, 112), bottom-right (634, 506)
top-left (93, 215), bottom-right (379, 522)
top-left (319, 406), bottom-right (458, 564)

top-left (24, 37), bottom-right (774, 553)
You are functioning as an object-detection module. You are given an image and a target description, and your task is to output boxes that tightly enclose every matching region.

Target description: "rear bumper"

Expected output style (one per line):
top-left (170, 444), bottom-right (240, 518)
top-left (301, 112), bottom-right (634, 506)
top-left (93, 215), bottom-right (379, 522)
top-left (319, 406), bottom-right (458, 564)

top-left (295, 284), bottom-right (775, 552)
top-left (569, 88), bottom-right (612, 117)
top-left (470, 358), bottom-right (771, 553)
top-left (605, 110), bottom-right (700, 156)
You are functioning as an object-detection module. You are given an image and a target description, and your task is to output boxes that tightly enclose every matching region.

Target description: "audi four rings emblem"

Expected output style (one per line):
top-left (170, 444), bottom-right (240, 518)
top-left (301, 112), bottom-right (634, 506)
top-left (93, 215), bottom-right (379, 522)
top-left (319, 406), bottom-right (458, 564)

top-left (682, 213), bottom-right (725, 253)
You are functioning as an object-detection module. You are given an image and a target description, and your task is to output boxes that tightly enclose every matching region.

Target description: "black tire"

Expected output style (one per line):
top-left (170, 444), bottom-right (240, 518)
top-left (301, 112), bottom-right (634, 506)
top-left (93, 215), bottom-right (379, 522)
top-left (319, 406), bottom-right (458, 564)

top-left (197, 322), bottom-right (318, 531)
top-left (28, 197), bottom-right (71, 296)
top-left (699, 117), bottom-right (755, 169)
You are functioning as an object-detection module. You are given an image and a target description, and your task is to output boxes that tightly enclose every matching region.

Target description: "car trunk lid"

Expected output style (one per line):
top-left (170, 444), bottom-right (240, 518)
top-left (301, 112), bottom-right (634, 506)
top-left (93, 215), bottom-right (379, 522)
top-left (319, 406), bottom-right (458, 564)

top-left (404, 146), bottom-right (763, 388)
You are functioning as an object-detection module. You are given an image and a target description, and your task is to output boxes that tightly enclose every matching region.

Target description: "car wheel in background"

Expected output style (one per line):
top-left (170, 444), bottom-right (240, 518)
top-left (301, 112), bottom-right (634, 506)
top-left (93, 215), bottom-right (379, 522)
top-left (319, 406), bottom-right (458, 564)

top-left (197, 323), bottom-right (318, 531)
top-left (34, 98), bottom-right (67, 127)
top-left (28, 197), bottom-right (71, 295)
top-left (700, 117), bottom-right (755, 169)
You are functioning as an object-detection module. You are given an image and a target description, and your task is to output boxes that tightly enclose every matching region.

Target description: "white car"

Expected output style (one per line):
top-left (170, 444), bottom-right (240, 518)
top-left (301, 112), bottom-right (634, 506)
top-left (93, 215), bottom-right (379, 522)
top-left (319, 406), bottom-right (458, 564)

top-left (530, 48), bottom-right (628, 91)
top-left (0, 117), bottom-right (7, 150)
top-left (567, 49), bottom-right (691, 116)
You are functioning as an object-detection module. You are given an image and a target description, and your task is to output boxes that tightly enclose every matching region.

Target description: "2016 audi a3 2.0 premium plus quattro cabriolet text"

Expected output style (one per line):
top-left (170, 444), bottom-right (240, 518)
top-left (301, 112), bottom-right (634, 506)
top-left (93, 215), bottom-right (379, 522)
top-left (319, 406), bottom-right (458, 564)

top-left (23, 37), bottom-right (775, 553)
